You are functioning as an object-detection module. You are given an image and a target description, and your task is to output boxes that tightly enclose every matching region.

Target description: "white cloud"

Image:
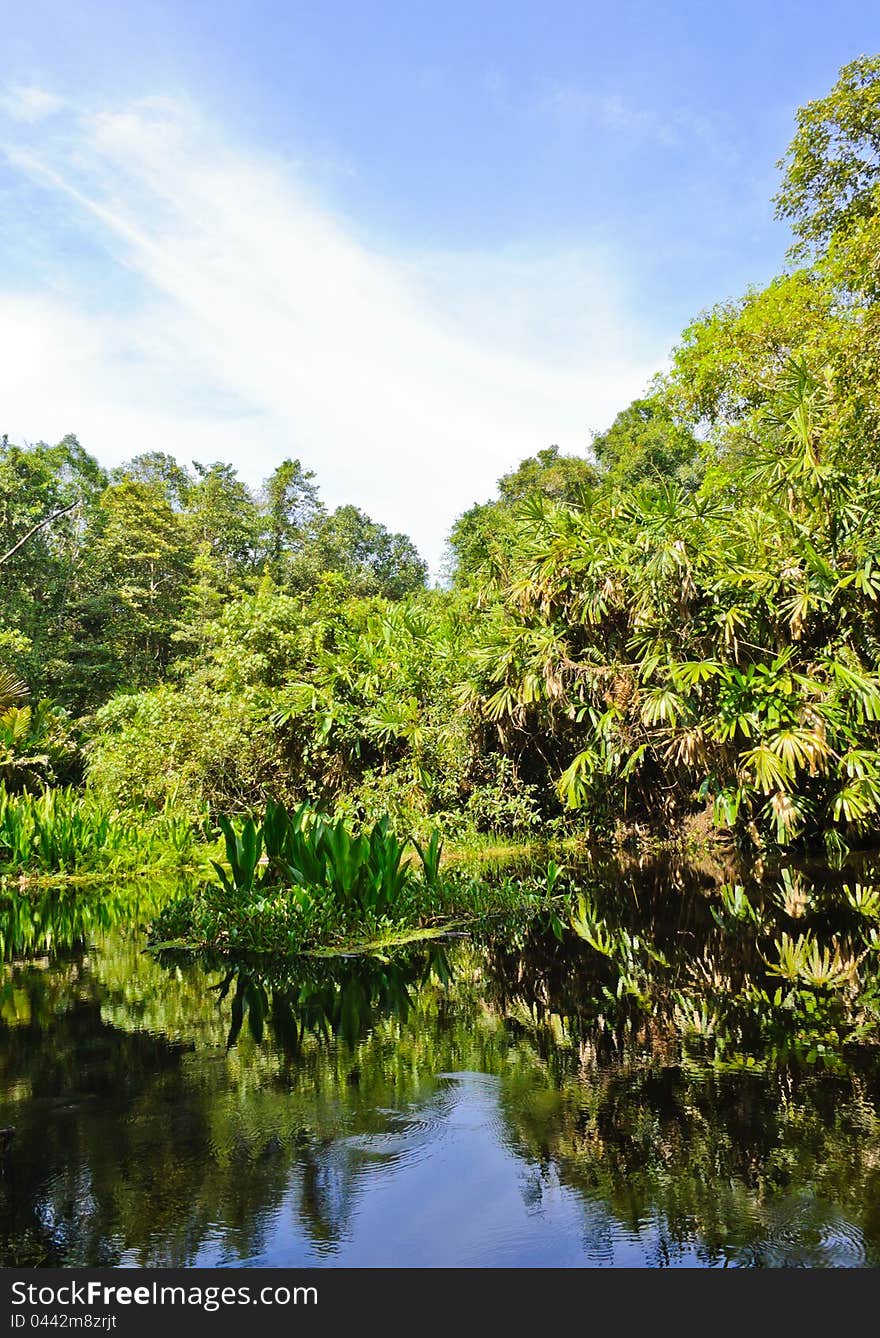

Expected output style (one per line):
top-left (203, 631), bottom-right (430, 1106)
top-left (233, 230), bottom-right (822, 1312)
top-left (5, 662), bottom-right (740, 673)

top-left (0, 85), bottom-right (65, 123)
top-left (0, 93), bottom-right (669, 573)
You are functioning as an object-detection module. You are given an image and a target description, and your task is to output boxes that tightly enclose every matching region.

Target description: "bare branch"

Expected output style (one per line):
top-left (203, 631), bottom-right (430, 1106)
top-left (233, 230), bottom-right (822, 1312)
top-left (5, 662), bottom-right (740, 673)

top-left (0, 501), bottom-right (79, 567)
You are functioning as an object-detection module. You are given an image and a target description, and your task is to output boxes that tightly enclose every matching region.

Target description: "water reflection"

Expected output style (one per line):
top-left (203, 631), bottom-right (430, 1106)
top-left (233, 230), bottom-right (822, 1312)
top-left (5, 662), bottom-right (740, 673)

top-left (2, 863), bottom-right (880, 1265)
top-left (0, 880), bottom-right (172, 962)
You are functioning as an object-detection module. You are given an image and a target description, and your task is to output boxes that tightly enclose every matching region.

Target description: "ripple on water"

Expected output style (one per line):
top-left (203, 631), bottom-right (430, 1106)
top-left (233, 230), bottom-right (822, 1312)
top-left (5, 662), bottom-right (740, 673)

top-left (817, 1217), bottom-right (869, 1267)
top-left (736, 1198), bottom-right (869, 1267)
top-left (342, 1088), bottom-right (456, 1179)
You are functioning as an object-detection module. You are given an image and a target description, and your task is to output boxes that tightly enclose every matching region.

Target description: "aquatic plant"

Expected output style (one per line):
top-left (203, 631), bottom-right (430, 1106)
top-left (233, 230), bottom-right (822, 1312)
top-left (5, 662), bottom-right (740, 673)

top-left (0, 784), bottom-right (199, 875)
top-left (413, 828), bottom-right (443, 886)
top-left (210, 801), bottom-right (426, 919)
top-left (150, 801), bottom-right (570, 954)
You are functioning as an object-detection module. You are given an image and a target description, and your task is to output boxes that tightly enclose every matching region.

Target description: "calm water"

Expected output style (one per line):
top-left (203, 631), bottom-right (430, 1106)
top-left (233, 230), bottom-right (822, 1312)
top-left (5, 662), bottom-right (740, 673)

top-left (3, 867), bottom-right (880, 1267)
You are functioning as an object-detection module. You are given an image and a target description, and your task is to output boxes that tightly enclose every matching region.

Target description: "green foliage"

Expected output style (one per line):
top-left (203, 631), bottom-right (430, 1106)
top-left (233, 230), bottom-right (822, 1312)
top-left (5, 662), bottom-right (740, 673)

top-left (151, 799), bottom-right (566, 953)
top-left (0, 785), bottom-right (198, 874)
top-left (459, 353), bottom-right (880, 849)
top-left (286, 504), bottom-right (428, 599)
top-left (413, 827), bottom-right (443, 886)
top-left (0, 667), bottom-right (27, 712)
top-left (0, 669), bottom-right (79, 792)
top-left (0, 435), bottom-right (106, 698)
top-left (590, 395), bottom-right (702, 490)
top-left (0, 436), bottom-right (428, 715)
top-left (263, 457), bottom-right (323, 580)
top-left (214, 814), bottom-right (264, 896)
top-left (0, 698), bottom-right (78, 792)
top-left (775, 54), bottom-right (880, 254)
top-left (86, 681), bottom-right (302, 813)
top-left (208, 801), bottom-right (430, 920)
top-left (446, 445), bottom-right (596, 584)
top-left (666, 270), bottom-right (837, 430)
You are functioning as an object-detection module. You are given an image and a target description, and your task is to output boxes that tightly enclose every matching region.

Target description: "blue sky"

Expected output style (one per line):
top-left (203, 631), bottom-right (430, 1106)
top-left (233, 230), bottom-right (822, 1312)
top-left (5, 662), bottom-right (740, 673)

top-left (2, 1), bottom-right (879, 570)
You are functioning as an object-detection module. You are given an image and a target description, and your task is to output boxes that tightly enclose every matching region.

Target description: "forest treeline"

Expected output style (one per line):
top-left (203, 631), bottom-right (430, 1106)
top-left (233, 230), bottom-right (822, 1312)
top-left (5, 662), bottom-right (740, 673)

top-left (5, 56), bottom-right (880, 853)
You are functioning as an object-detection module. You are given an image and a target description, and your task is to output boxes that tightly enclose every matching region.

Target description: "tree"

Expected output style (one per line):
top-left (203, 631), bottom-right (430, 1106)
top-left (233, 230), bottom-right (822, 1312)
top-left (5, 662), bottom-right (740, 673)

top-left (187, 462), bottom-right (261, 582)
top-left (262, 458), bottom-right (323, 579)
top-left (115, 452), bottom-right (193, 510)
top-left (289, 505), bottom-right (427, 599)
top-left (0, 436), bottom-right (107, 693)
top-left (0, 499), bottom-right (78, 567)
top-left (665, 272), bottom-right (837, 431)
top-left (447, 445), bottom-right (596, 584)
top-left (496, 445), bottom-right (596, 504)
top-left (591, 396), bottom-right (702, 490)
top-left (59, 480), bottom-right (194, 705)
top-left (775, 54), bottom-right (880, 255)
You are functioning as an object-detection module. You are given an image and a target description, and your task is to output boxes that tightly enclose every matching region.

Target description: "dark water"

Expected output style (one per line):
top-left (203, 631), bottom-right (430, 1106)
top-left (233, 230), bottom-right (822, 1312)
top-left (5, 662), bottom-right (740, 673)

top-left (3, 867), bottom-right (880, 1267)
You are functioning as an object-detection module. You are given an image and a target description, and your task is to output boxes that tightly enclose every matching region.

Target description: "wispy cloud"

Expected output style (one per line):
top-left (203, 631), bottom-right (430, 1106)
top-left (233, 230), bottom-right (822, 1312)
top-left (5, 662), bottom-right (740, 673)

top-left (0, 85), bottom-right (65, 124)
top-left (536, 84), bottom-right (666, 144)
top-left (0, 92), bottom-right (668, 572)
top-left (487, 75), bottom-right (738, 161)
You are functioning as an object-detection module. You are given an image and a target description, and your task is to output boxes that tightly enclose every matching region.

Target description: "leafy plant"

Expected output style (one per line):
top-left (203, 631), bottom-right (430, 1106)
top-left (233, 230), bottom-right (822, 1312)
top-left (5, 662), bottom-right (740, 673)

top-left (413, 828), bottom-right (443, 887)
top-left (213, 815), bottom-right (263, 895)
top-left (0, 784), bottom-right (199, 874)
top-left (764, 932), bottom-right (859, 990)
top-left (842, 882), bottom-right (880, 920)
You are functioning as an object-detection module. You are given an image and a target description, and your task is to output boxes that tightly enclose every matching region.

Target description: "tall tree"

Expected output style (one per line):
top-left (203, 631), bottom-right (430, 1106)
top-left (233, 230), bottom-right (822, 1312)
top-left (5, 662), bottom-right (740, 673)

top-left (115, 452), bottom-right (193, 510)
top-left (775, 54), bottom-right (880, 255)
top-left (289, 505), bottom-right (428, 599)
top-left (187, 462), bottom-right (261, 582)
top-left (447, 445), bottom-right (596, 584)
top-left (263, 457), bottom-right (324, 579)
top-left (590, 395), bottom-right (702, 490)
top-left (58, 479), bottom-right (193, 705)
top-left (0, 435), bottom-right (107, 691)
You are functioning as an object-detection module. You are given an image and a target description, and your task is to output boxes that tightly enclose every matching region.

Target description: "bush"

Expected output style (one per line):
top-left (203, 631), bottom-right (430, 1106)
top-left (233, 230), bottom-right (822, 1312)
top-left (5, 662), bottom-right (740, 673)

top-left (86, 684), bottom-right (301, 814)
